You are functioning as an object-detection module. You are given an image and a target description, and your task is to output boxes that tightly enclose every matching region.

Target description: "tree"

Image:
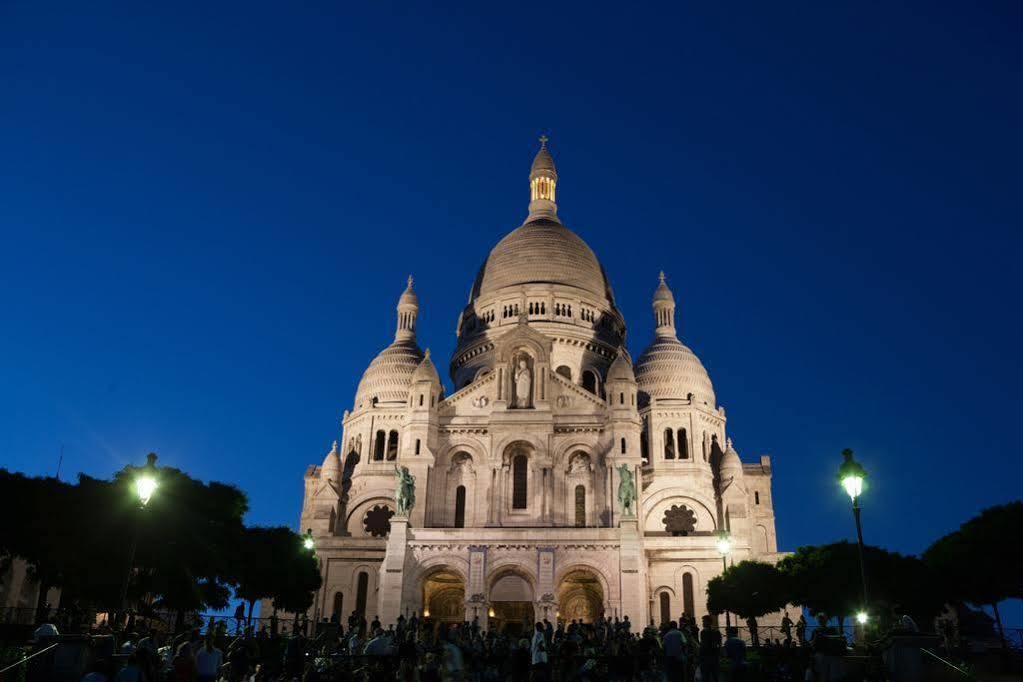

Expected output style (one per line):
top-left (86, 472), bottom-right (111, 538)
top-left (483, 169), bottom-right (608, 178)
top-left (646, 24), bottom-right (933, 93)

top-left (707, 560), bottom-right (791, 624)
top-left (924, 502), bottom-right (1023, 644)
top-left (232, 526), bottom-right (320, 626)
top-left (0, 470), bottom-right (89, 616)
top-left (111, 461), bottom-right (249, 625)
top-left (779, 542), bottom-right (943, 627)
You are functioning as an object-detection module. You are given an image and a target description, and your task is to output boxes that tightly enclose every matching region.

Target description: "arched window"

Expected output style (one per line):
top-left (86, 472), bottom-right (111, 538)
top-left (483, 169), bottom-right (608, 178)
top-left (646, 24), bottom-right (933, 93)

top-left (556, 365), bottom-right (572, 381)
top-left (664, 428), bottom-right (676, 460)
top-left (640, 430), bottom-right (649, 464)
top-left (582, 370), bottom-right (598, 394)
top-left (575, 485), bottom-right (585, 527)
top-left (374, 430), bottom-right (386, 461)
top-left (620, 437), bottom-right (627, 454)
top-left (682, 573), bottom-right (695, 617)
top-left (454, 485), bottom-right (466, 528)
top-left (386, 431), bottom-right (399, 460)
top-left (619, 392), bottom-right (624, 405)
top-left (754, 491), bottom-right (760, 505)
top-left (355, 572), bottom-right (368, 617)
top-left (702, 436), bottom-right (707, 462)
top-left (659, 592), bottom-right (671, 624)
top-left (512, 455), bottom-right (528, 509)
top-left (332, 592), bottom-right (344, 617)
top-left (679, 428), bottom-right (689, 459)
top-left (415, 439), bottom-right (421, 455)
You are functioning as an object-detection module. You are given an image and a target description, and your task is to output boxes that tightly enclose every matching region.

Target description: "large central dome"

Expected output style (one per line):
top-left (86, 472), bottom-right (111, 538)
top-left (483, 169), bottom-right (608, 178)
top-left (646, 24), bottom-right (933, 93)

top-left (475, 218), bottom-right (611, 300)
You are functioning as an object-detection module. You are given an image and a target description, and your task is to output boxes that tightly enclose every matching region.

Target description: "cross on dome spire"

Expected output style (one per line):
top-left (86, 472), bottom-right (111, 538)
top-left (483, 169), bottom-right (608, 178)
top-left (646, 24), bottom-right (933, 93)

top-left (539, 134), bottom-right (549, 149)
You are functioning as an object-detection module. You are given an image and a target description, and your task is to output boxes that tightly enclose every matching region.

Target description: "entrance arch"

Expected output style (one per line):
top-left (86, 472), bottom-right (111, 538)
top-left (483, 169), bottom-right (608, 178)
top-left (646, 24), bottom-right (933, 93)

top-left (557, 569), bottom-right (604, 623)
top-left (422, 569), bottom-right (465, 625)
top-left (488, 570), bottom-right (535, 636)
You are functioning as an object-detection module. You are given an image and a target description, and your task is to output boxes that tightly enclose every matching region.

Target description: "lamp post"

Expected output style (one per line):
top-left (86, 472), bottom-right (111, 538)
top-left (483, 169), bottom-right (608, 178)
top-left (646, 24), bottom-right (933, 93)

top-left (120, 453), bottom-right (158, 616)
top-left (716, 531), bottom-right (732, 628)
top-left (838, 448), bottom-right (869, 623)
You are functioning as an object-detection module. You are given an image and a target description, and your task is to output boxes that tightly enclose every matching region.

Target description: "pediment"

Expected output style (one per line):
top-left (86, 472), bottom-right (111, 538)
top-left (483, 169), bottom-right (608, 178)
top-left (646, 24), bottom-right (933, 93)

top-left (550, 371), bottom-right (607, 410)
top-left (493, 317), bottom-right (553, 364)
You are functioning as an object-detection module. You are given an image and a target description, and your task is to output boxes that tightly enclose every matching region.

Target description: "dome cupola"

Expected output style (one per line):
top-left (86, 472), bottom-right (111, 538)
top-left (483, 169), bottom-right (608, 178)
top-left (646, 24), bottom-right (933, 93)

top-left (353, 277), bottom-right (426, 410)
top-left (528, 135), bottom-right (558, 222)
top-left (635, 272), bottom-right (716, 406)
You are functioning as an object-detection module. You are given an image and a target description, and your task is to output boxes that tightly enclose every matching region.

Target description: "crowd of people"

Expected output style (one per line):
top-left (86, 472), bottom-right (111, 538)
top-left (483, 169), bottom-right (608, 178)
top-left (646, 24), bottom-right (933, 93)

top-left (56, 609), bottom-right (834, 682)
top-left (13, 604), bottom-right (971, 681)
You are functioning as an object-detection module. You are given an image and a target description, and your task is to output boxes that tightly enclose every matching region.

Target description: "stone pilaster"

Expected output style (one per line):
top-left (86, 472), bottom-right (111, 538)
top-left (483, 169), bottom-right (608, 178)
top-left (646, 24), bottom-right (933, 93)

top-left (378, 515), bottom-right (410, 625)
top-left (618, 515), bottom-right (647, 625)
top-left (467, 546), bottom-right (488, 625)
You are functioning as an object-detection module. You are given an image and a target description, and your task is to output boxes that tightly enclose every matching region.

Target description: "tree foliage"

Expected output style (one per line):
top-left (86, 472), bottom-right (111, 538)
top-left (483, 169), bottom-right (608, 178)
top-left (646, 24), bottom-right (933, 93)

top-left (923, 502), bottom-right (1023, 609)
top-left (707, 560), bottom-right (790, 619)
top-left (232, 526), bottom-right (321, 622)
top-left (778, 541), bottom-right (943, 624)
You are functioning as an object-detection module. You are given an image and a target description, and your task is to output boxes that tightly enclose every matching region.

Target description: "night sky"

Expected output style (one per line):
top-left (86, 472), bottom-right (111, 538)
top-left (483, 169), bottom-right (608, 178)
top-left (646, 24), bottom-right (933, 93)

top-left (2, 3), bottom-right (1021, 620)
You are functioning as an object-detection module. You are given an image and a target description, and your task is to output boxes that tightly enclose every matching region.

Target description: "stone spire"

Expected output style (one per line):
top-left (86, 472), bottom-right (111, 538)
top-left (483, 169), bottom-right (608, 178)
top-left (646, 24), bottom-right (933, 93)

top-left (395, 275), bottom-right (419, 342)
top-left (652, 271), bottom-right (677, 338)
top-left (527, 135), bottom-right (559, 222)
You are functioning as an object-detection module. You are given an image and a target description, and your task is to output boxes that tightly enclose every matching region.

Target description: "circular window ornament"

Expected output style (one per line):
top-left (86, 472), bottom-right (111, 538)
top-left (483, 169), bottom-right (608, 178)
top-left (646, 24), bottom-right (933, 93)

top-left (663, 504), bottom-right (697, 536)
top-left (364, 505), bottom-right (394, 537)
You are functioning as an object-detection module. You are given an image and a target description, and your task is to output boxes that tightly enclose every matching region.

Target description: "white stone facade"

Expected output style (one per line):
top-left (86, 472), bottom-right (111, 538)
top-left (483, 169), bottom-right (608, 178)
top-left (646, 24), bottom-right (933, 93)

top-left (293, 141), bottom-right (785, 630)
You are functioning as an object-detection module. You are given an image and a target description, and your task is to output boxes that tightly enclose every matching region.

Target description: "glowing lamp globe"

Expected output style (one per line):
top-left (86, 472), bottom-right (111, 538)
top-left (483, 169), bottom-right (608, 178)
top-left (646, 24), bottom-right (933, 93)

top-left (136, 476), bottom-right (157, 506)
top-left (837, 449), bottom-right (867, 501)
top-left (716, 534), bottom-right (732, 557)
top-left (856, 611), bottom-right (869, 625)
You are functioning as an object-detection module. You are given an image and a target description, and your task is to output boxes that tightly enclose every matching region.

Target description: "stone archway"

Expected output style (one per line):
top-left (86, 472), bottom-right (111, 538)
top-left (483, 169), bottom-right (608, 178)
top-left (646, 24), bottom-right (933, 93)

top-left (488, 570), bottom-right (535, 636)
top-left (557, 569), bottom-right (604, 623)
top-left (422, 569), bottom-right (465, 625)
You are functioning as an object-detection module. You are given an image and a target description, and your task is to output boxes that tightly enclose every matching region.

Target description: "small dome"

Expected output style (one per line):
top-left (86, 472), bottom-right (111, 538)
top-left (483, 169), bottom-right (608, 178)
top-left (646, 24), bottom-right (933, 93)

top-left (476, 219), bottom-right (612, 301)
top-left (634, 336), bottom-right (716, 406)
top-left (353, 339), bottom-right (425, 409)
top-left (606, 349), bottom-right (636, 383)
top-left (398, 275), bottom-right (418, 307)
top-left (321, 441), bottom-right (341, 480)
top-left (531, 146), bottom-right (556, 175)
top-left (653, 271), bottom-right (674, 303)
top-left (411, 349), bottom-right (441, 384)
top-left (719, 438), bottom-right (746, 493)
top-left (720, 438), bottom-right (743, 474)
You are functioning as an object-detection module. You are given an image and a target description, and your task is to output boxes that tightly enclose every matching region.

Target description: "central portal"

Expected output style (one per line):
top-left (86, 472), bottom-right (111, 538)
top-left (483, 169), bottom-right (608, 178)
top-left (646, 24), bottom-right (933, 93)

top-left (489, 571), bottom-right (534, 636)
top-left (557, 570), bottom-right (604, 623)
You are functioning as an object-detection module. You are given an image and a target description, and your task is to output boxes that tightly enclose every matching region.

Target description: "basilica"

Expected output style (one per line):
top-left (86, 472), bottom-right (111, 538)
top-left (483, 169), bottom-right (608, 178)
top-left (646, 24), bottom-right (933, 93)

top-left (292, 140), bottom-right (784, 630)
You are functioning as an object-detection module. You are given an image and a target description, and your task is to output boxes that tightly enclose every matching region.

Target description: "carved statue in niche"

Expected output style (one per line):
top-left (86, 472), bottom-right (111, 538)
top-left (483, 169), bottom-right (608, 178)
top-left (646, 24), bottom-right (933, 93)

top-left (568, 452), bottom-right (591, 475)
top-left (512, 353), bottom-right (533, 408)
top-left (449, 452), bottom-right (474, 475)
top-left (617, 464), bottom-right (636, 516)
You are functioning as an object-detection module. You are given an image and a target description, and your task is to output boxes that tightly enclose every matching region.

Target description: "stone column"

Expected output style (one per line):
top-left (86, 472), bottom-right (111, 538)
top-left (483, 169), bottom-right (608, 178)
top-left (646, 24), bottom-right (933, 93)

top-left (486, 467), bottom-right (498, 526)
top-left (378, 515), bottom-right (410, 625)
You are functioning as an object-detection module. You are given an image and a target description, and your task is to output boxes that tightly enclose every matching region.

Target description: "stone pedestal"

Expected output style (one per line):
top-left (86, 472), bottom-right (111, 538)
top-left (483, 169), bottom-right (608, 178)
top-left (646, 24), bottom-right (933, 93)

top-left (378, 516), bottom-right (410, 625)
top-left (618, 515), bottom-right (647, 625)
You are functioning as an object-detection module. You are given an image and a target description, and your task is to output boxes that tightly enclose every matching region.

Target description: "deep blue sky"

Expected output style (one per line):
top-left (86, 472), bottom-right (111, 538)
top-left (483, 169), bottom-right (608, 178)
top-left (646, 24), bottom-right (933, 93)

top-left (2, 3), bottom-right (1021, 617)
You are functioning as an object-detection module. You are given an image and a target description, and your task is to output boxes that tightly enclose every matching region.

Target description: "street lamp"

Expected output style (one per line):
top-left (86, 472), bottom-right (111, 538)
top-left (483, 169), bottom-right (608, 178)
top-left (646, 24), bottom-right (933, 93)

top-left (838, 448), bottom-right (870, 621)
top-left (304, 529), bottom-right (321, 626)
top-left (121, 453), bottom-right (158, 615)
top-left (716, 531), bottom-right (732, 628)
